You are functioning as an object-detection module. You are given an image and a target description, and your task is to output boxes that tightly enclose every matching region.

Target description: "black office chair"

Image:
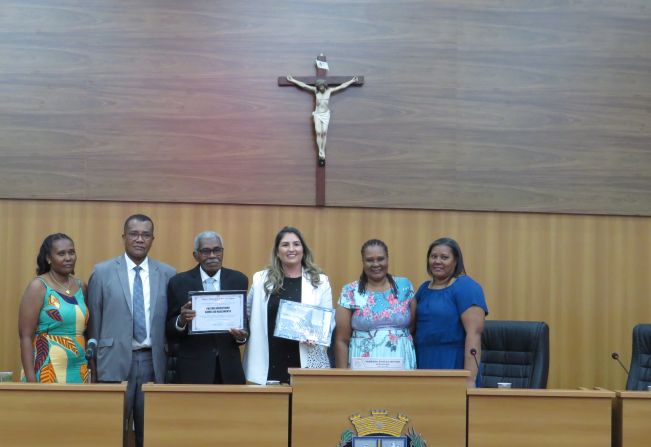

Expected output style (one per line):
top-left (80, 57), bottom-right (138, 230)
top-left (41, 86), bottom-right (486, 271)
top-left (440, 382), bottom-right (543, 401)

top-left (480, 320), bottom-right (549, 389)
top-left (626, 324), bottom-right (651, 390)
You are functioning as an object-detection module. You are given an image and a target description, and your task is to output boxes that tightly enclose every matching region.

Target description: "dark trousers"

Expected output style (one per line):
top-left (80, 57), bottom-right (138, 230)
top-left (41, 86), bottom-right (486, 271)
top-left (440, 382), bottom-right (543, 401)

top-left (125, 350), bottom-right (155, 447)
top-left (213, 355), bottom-right (223, 384)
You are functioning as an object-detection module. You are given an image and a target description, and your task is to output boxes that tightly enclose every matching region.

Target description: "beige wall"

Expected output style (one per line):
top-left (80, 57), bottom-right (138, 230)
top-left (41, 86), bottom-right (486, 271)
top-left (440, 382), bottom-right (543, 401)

top-left (1, 199), bottom-right (650, 389)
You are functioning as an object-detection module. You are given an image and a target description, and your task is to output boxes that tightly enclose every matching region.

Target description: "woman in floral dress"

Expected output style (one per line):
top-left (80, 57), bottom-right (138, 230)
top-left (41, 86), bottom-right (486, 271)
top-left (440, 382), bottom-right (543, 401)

top-left (334, 239), bottom-right (416, 369)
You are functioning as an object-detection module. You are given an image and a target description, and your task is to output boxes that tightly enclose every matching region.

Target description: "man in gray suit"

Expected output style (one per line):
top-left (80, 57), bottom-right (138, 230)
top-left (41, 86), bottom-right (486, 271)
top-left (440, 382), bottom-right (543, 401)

top-left (88, 214), bottom-right (175, 447)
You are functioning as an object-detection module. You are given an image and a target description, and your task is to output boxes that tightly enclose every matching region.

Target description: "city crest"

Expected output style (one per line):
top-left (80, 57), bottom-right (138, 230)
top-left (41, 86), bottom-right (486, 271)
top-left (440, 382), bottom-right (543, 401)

top-left (337, 410), bottom-right (427, 447)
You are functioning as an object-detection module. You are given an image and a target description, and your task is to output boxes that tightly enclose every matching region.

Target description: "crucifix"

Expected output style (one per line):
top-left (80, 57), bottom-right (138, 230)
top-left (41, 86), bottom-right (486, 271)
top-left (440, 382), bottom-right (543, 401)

top-left (278, 54), bottom-right (363, 206)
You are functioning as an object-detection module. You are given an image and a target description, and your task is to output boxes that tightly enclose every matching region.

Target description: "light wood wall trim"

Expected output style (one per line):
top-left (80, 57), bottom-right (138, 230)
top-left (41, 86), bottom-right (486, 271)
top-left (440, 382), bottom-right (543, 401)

top-left (1, 199), bottom-right (650, 391)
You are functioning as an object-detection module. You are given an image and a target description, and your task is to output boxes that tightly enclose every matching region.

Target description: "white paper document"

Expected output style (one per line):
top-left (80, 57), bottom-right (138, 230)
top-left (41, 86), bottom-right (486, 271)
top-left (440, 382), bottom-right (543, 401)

top-left (190, 291), bottom-right (245, 334)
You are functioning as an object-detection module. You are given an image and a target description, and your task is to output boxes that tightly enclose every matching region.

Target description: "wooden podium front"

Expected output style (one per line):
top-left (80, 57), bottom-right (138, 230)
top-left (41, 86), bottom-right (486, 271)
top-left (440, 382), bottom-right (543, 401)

top-left (0, 382), bottom-right (126, 446)
top-left (290, 368), bottom-right (469, 447)
top-left (467, 388), bottom-right (615, 447)
top-left (614, 391), bottom-right (651, 447)
top-left (142, 384), bottom-right (291, 447)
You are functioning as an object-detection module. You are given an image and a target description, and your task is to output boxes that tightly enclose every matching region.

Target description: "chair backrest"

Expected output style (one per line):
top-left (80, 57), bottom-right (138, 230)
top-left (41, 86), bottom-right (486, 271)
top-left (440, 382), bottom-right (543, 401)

top-left (626, 324), bottom-right (651, 390)
top-left (480, 320), bottom-right (549, 389)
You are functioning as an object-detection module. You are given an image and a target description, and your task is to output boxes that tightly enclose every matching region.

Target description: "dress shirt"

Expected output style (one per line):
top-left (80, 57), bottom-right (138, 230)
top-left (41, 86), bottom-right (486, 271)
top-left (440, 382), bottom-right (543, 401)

top-left (175, 268), bottom-right (222, 331)
top-left (125, 254), bottom-right (151, 349)
top-left (200, 267), bottom-right (222, 291)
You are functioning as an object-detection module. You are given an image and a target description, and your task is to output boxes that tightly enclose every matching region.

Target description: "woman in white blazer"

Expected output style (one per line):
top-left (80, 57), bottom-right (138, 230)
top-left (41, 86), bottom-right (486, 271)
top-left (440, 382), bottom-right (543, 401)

top-left (243, 226), bottom-right (333, 385)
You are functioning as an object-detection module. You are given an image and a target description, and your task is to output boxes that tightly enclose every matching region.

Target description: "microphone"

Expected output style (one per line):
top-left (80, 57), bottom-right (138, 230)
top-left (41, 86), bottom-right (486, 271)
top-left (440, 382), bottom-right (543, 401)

top-left (611, 352), bottom-right (630, 376)
top-left (470, 348), bottom-right (480, 371)
top-left (85, 339), bottom-right (97, 361)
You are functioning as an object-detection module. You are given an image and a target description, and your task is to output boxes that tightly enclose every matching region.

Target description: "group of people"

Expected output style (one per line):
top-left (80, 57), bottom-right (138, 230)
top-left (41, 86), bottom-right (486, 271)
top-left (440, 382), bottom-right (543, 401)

top-left (18, 214), bottom-right (488, 446)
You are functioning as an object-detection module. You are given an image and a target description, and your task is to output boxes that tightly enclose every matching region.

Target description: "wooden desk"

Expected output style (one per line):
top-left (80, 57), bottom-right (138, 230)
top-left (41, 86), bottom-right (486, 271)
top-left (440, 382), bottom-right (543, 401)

top-left (142, 384), bottom-right (291, 447)
top-left (615, 390), bottom-right (651, 447)
top-left (467, 388), bottom-right (615, 447)
top-left (0, 382), bottom-right (126, 446)
top-left (290, 368), bottom-right (469, 447)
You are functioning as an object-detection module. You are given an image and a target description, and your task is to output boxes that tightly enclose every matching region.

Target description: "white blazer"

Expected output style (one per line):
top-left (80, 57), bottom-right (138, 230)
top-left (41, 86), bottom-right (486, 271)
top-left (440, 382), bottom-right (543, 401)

top-left (243, 269), bottom-right (333, 385)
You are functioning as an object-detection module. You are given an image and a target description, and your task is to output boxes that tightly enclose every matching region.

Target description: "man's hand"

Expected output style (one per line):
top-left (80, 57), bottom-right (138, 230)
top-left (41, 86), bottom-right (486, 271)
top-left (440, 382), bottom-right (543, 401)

top-left (178, 301), bottom-right (195, 326)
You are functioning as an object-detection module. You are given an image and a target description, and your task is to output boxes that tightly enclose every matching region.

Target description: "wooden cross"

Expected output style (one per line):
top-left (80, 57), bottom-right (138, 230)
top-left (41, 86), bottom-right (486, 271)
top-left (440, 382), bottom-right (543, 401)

top-left (278, 54), bottom-right (364, 206)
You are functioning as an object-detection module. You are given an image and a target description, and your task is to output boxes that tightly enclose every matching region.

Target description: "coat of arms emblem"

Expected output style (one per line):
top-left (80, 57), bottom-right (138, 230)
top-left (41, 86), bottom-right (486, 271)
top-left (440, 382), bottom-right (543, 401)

top-left (337, 410), bottom-right (427, 447)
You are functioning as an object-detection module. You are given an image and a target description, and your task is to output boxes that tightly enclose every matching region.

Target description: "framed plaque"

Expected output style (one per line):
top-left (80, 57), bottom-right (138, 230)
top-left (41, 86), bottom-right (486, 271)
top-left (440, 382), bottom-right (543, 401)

top-left (351, 357), bottom-right (405, 370)
top-left (188, 290), bottom-right (246, 335)
top-left (273, 299), bottom-right (334, 346)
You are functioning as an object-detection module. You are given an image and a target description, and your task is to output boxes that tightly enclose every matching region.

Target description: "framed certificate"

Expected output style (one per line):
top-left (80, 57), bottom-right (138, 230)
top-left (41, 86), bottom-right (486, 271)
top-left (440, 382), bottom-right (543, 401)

top-left (188, 290), bottom-right (246, 335)
top-left (273, 299), bottom-right (334, 346)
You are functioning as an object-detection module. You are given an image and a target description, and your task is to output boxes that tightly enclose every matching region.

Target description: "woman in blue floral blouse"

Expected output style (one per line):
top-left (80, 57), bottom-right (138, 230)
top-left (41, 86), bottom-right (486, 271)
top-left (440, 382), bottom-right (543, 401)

top-left (334, 239), bottom-right (416, 369)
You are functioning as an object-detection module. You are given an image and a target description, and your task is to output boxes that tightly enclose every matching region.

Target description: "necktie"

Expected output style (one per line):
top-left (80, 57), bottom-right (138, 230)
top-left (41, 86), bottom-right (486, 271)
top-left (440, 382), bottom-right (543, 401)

top-left (204, 277), bottom-right (220, 358)
top-left (205, 277), bottom-right (217, 292)
top-left (133, 266), bottom-right (147, 343)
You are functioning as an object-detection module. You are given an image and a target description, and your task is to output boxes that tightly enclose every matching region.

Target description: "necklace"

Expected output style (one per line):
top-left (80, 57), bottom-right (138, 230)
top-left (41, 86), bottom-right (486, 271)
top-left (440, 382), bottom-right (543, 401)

top-left (49, 271), bottom-right (72, 295)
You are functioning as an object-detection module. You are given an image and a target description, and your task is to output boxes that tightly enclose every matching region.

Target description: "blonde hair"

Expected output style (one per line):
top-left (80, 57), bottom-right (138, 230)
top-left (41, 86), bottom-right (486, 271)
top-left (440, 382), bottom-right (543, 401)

top-left (264, 226), bottom-right (322, 295)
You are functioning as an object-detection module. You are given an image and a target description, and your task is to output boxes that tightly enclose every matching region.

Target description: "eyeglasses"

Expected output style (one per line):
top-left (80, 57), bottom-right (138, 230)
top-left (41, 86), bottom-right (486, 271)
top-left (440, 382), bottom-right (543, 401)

top-left (198, 247), bottom-right (224, 256)
top-left (126, 232), bottom-right (153, 241)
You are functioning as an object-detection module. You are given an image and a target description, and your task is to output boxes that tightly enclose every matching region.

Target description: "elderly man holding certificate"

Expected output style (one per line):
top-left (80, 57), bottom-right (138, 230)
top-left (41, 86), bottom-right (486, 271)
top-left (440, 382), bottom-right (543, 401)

top-left (166, 231), bottom-right (248, 384)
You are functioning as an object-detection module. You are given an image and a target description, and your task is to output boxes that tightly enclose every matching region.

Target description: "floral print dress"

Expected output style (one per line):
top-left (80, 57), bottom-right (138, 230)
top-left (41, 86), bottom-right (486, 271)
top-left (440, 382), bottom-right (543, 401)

top-left (338, 276), bottom-right (416, 369)
top-left (22, 278), bottom-right (89, 383)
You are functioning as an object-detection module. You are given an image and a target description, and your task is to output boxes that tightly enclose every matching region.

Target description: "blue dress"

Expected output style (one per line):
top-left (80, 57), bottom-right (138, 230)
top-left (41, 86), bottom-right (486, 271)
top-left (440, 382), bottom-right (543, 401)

top-left (338, 277), bottom-right (416, 369)
top-left (415, 275), bottom-right (488, 373)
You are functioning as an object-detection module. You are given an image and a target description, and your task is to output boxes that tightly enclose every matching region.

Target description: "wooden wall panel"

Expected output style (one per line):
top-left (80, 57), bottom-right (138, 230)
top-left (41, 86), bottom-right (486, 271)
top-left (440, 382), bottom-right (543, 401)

top-left (0, 1), bottom-right (650, 215)
top-left (1, 199), bottom-right (650, 390)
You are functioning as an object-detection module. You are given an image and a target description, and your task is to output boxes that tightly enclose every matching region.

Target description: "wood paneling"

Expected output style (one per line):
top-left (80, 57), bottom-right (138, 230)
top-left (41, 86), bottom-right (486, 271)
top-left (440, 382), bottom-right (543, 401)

top-left (615, 391), bottom-right (651, 447)
top-left (143, 384), bottom-right (291, 446)
top-left (468, 388), bottom-right (614, 447)
top-left (0, 1), bottom-right (650, 214)
top-left (0, 382), bottom-right (125, 446)
top-left (1, 199), bottom-right (650, 390)
top-left (290, 369), bottom-right (468, 447)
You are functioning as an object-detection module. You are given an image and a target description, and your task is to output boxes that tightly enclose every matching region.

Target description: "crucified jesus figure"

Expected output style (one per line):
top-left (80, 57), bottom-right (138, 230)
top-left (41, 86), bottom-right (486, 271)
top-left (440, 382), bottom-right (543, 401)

top-left (286, 75), bottom-right (359, 164)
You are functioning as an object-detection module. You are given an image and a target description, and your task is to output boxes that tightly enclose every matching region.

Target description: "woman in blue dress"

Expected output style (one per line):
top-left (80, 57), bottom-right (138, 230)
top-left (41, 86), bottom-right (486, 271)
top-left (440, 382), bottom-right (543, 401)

top-left (415, 237), bottom-right (488, 387)
top-left (335, 239), bottom-right (416, 370)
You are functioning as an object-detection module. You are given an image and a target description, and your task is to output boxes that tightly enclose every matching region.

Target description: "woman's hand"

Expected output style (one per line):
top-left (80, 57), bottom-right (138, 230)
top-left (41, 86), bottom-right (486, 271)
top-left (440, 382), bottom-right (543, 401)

top-left (229, 328), bottom-right (248, 343)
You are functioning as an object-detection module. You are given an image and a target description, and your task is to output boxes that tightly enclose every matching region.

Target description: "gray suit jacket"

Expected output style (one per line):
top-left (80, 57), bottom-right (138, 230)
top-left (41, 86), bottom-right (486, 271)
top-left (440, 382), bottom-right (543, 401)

top-left (87, 254), bottom-right (176, 383)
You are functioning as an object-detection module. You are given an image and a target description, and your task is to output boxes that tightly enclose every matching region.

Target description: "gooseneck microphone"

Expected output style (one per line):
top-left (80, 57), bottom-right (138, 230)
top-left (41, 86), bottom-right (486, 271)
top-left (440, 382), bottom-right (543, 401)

top-left (85, 339), bottom-right (98, 361)
top-left (611, 352), bottom-right (630, 376)
top-left (470, 348), bottom-right (480, 371)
